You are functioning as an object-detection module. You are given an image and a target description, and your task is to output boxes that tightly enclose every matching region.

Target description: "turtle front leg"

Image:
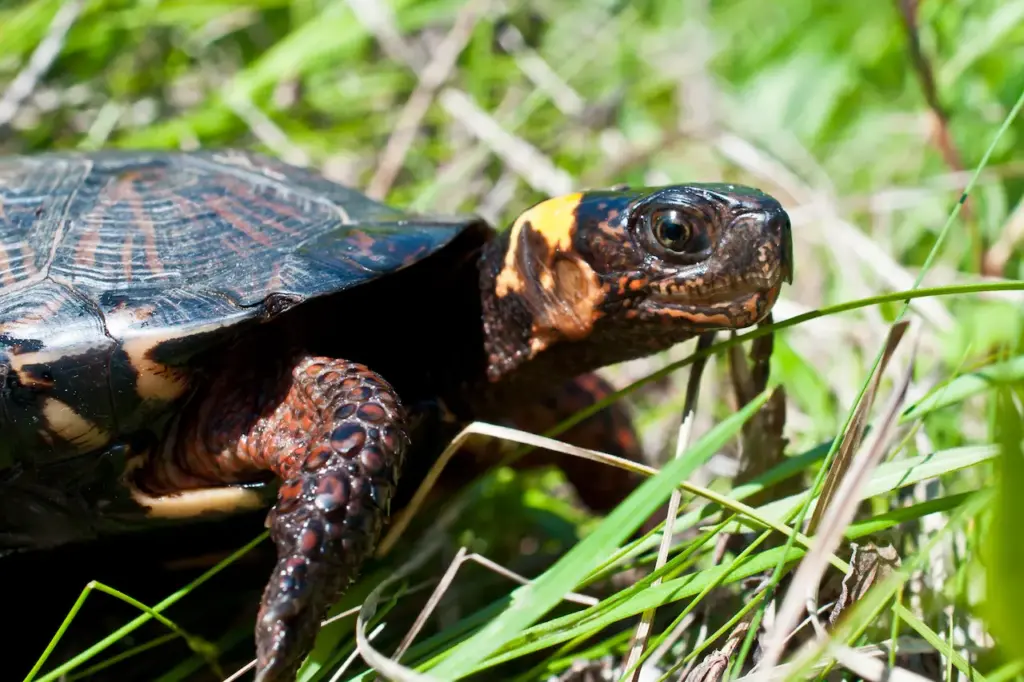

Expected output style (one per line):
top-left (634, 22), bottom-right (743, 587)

top-left (137, 355), bottom-right (409, 682)
top-left (253, 359), bottom-right (410, 681)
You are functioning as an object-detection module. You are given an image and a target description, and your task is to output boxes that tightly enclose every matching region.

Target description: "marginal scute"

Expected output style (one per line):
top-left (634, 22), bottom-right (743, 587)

top-left (120, 335), bottom-right (191, 401)
top-left (129, 479), bottom-right (268, 518)
top-left (40, 397), bottom-right (110, 452)
top-left (12, 364), bottom-right (53, 388)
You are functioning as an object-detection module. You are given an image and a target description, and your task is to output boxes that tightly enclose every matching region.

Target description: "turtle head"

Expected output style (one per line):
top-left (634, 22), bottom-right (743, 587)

top-left (479, 183), bottom-right (793, 383)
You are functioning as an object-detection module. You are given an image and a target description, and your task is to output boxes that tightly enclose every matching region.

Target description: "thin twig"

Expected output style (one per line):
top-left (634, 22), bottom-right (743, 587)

top-left (348, 0), bottom-right (574, 199)
top-left (331, 623), bottom-right (386, 682)
top-left (622, 332), bottom-right (717, 681)
top-left (895, 0), bottom-right (966, 175)
top-left (895, 0), bottom-right (981, 271)
top-left (343, 0), bottom-right (419, 66)
top-left (495, 22), bottom-right (585, 117)
top-left (438, 88), bottom-right (574, 196)
top-left (409, 7), bottom-right (639, 212)
top-left (366, 0), bottom-right (485, 199)
top-left (391, 547), bottom-right (597, 663)
top-left (375, 420), bottom-right (661, 559)
top-left (224, 90), bottom-right (310, 167)
top-left (0, 0), bottom-right (84, 129)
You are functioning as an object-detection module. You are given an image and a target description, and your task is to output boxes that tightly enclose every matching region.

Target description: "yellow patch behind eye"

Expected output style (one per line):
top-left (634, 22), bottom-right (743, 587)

top-left (514, 192), bottom-right (584, 252)
top-left (495, 192), bottom-right (584, 298)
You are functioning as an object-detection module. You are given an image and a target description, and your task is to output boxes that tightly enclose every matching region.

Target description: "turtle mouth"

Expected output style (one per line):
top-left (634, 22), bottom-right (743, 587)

top-left (649, 272), bottom-right (780, 306)
top-left (650, 257), bottom-right (788, 301)
top-left (637, 268), bottom-right (786, 329)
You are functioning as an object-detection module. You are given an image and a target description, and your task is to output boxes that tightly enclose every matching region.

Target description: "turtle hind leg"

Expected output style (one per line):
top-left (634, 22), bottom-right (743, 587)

top-left (530, 372), bottom-right (647, 514)
top-left (138, 354), bottom-right (409, 682)
top-left (471, 372), bottom-right (646, 513)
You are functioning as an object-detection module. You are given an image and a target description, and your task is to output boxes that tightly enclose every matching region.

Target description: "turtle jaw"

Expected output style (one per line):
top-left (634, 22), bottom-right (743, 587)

top-left (634, 256), bottom-right (791, 331)
top-left (636, 281), bottom-right (785, 331)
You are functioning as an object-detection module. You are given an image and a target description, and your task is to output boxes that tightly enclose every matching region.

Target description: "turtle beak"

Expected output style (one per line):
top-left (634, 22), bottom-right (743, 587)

top-left (781, 216), bottom-right (794, 285)
top-left (770, 209), bottom-right (794, 286)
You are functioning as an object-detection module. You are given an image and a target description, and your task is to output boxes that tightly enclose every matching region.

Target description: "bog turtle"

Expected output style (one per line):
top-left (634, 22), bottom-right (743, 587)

top-left (0, 149), bottom-right (792, 681)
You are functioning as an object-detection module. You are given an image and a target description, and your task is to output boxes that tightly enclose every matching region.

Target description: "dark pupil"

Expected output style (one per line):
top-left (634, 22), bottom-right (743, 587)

top-left (653, 210), bottom-right (691, 250)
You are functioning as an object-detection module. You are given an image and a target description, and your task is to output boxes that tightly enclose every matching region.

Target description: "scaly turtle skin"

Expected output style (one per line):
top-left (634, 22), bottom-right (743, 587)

top-left (0, 149), bottom-right (793, 681)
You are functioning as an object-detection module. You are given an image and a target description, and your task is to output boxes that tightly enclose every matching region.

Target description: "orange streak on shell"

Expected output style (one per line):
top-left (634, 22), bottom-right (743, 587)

top-left (109, 172), bottom-right (167, 277)
top-left (0, 243), bottom-right (15, 287)
top-left (74, 228), bottom-right (101, 268)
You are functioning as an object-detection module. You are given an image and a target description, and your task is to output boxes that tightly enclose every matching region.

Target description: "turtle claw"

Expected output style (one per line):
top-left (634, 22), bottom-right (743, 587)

top-left (253, 556), bottom-right (322, 682)
top-left (251, 358), bottom-right (409, 681)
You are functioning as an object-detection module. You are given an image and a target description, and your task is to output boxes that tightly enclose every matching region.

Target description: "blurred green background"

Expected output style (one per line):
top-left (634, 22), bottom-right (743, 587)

top-left (3, 0), bottom-right (1024, 681)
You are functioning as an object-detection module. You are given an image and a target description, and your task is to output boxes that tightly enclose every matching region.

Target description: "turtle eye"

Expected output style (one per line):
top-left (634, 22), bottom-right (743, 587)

top-left (649, 209), bottom-right (709, 254)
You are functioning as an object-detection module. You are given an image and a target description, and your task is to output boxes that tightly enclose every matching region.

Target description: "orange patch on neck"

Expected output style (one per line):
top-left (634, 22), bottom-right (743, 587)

top-left (529, 255), bottom-right (604, 356)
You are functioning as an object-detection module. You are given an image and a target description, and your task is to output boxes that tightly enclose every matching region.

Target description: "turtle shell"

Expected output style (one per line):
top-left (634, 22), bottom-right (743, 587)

top-left (0, 149), bottom-right (485, 471)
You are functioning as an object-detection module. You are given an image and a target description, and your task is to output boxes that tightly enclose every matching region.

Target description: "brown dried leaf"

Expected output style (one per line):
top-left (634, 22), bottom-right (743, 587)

top-left (807, 320), bottom-right (910, 534)
top-left (681, 621), bottom-right (751, 682)
top-left (826, 542), bottom-right (902, 626)
top-left (728, 314), bottom-right (793, 509)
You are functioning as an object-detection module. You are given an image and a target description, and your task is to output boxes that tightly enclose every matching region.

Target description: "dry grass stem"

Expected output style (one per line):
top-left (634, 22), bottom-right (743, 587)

top-left (366, 0), bottom-right (486, 199)
top-left (758, 321), bottom-right (919, 674)
top-left (623, 332), bottom-right (717, 681)
top-left (392, 547), bottom-right (598, 664)
top-left (0, 0), bottom-right (84, 129)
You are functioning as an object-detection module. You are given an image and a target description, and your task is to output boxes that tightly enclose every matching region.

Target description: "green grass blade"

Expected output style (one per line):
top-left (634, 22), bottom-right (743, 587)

top-left (422, 388), bottom-right (774, 678)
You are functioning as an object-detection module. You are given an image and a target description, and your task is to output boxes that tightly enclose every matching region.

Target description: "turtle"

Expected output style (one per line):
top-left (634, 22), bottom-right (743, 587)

top-left (0, 149), bottom-right (793, 681)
